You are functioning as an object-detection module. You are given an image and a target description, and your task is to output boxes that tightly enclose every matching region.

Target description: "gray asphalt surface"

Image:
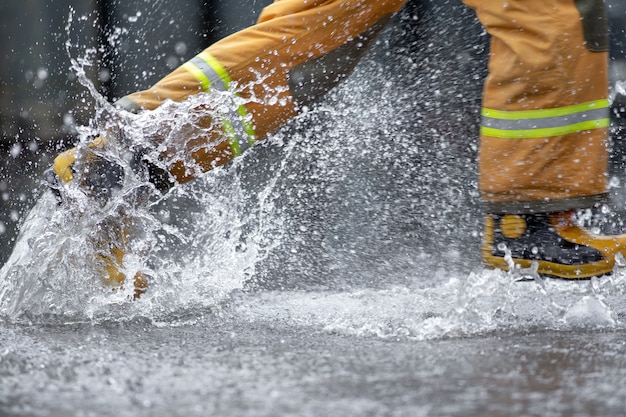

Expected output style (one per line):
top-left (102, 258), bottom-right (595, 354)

top-left (3, 3), bottom-right (626, 416)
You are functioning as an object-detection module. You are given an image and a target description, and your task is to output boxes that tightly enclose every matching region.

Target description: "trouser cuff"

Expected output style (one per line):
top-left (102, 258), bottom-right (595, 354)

top-left (482, 193), bottom-right (608, 214)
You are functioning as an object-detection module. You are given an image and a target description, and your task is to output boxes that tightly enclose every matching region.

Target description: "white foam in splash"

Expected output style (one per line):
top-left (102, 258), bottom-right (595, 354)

top-left (562, 295), bottom-right (616, 327)
top-left (4, 9), bottom-right (626, 336)
top-left (228, 268), bottom-right (626, 340)
top-left (0, 148), bottom-right (283, 324)
top-left (0, 59), bottom-right (282, 324)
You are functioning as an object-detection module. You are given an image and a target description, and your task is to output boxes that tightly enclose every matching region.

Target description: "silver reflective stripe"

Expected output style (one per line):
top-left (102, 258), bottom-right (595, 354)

top-left (115, 96), bottom-right (142, 113)
top-left (188, 55), bottom-right (225, 90)
top-left (480, 99), bottom-right (610, 139)
top-left (482, 107), bottom-right (609, 130)
top-left (184, 52), bottom-right (255, 155)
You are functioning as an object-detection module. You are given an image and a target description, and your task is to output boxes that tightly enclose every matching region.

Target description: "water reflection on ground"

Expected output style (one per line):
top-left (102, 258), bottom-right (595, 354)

top-left (2, 290), bottom-right (626, 417)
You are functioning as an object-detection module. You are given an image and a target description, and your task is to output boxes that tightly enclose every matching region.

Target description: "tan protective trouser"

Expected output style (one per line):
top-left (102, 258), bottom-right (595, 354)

top-left (463, 0), bottom-right (610, 213)
top-left (118, 0), bottom-right (407, 183)
top-left (119, 0), bottom-right (608, 214)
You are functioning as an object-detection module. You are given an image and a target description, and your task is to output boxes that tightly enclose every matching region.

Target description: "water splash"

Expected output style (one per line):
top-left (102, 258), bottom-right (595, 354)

top-left (0, 140), bottom-right (284, 325)
top-left (0, 11), bottom-right (286, 324)
top-left (228, 268), bottom-right (626, 341)
top-left (3, 9), bottom-right (626, 341)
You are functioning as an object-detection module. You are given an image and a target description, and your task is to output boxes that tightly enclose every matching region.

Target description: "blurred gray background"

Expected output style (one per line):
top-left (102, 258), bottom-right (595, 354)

top-left (1, 0), bottom-right (625, 268)
top-left (0, 0), bottom-right (267, 265)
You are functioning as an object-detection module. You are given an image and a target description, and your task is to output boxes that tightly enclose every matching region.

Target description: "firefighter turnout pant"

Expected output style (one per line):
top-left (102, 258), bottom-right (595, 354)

top-left (463, 0), bottom-right (610, 213)
top-left (116, 0), bottom-right (407, 184)
top-left (116, 0), bottom-right (610, 214)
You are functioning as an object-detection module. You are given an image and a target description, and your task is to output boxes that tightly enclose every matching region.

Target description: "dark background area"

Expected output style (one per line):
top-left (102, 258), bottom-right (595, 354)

top-left (1, 0), bottom-right (625, 268)
top-left (0, 0), bottom-right (267, 265)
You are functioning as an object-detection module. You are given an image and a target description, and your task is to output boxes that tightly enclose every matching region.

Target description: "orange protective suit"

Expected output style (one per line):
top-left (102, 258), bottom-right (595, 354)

top-left (463, 0), bottom-right (610, 213)
top-left (115, 0), bottom-right (610, 213)
top-left (117, 0), bottom-right (407, 183)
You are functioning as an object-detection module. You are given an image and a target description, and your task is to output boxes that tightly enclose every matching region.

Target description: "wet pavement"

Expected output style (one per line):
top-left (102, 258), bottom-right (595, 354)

top-left (2, 2), bottom-right (626, 416)
top-left (2, 292), bottom-right (626, 417)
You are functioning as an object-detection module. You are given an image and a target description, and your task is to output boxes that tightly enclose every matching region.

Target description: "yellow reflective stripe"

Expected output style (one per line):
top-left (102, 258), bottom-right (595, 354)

top-left (182, 53), bottom-right (257, 155)
top-left (222, 120), bottom-right (242, 157)
top-left (182, 61), bottom-right (212, 92)
top-left (482, 118), bottom-right (610, 139)
top-left (482, 99), bottom-right (610, 120)
top-left (236, 105), bottom-right (256, 146)
top-left (481, 99), bottom-right (610, 139)
top-left (195, 52), bottom-right (257, 146)
top-left (197, 51), bottom-right (232, 85)
top-left (184, 59), bottom-right (241, 154)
